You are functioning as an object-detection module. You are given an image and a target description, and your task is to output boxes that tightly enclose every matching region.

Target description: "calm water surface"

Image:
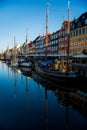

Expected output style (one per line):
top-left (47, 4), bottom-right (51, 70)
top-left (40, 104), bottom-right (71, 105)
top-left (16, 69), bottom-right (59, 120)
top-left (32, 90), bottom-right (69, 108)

top-left (0, 62), bottom-right (87, 130)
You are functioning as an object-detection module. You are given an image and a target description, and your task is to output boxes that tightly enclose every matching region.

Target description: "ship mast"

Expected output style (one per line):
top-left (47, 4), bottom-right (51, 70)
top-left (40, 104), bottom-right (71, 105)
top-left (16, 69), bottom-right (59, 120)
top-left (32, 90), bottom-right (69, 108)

top-left (25, 27), bottom-right (29, 56)
top-left (45, 3), bottom-right (50, 57)
top-left (14, 36), bottom-right (17, 59)
top-left (26, 27), bottom-right (28, 43)
top-left (67, 1), bottom-right (70, 67)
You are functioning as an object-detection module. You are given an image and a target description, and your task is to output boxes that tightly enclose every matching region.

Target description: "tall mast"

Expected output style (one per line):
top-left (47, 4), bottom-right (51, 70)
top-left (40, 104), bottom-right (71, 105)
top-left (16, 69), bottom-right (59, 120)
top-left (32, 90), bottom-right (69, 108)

top-left (13, 36), bottom-right (17, 59)
top-left (45, 3), bottom-right (50, 57)
top-left (67, 0), bottom-right (70, 64)
top-left (14, 36), bottom-right (16, 47)
top-left (25, 27), bottom-right (29, 55)
top-left (26, 27), bottom-right (28, 43)
top-left (6, 44), bottom-right (10, 60)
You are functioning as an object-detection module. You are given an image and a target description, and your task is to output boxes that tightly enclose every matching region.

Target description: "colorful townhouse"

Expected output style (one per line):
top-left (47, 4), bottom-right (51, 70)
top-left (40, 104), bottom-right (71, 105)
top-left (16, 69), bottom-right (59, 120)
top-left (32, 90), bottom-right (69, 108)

top-left (70, 12), bottom-right (87, 55)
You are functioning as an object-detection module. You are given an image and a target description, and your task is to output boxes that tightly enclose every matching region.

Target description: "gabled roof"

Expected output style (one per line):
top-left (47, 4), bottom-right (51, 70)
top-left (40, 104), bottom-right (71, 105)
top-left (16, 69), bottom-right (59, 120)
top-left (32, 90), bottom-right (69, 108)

top-left (33, 34), bottom-right (45, 43)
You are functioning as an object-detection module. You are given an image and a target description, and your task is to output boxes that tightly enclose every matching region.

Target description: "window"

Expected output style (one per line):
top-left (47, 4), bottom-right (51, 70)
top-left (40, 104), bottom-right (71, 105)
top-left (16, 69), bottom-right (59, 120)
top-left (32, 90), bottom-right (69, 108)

top-left (82, 15), bottom-right (85, 19)
top-left (77, 22), bottom-right (82, 27)
top-left (72, 24), bottom-right (75, 29)
top-left (86, 27), bottom-right (87, 34)
top-left (70, 32), bottom-right (72, 37)
top-left (79, 29), bottom-right (81, 35)
top-left (76, 30), bottom-right (78, 36)
top-left (82, 28), bottom-right (85, 34)
top-left (73, 31), bottom-right (75, 36)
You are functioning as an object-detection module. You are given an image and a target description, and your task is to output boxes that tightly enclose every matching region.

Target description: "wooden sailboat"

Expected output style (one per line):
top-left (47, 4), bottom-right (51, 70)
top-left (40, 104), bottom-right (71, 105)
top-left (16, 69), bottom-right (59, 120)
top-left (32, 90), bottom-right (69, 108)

top-left (19, 28), bottom-right (32, 67)
top-left (5, 44), bottom-right (11, 64)
top-left (36, 2), bottom-right (78, 86)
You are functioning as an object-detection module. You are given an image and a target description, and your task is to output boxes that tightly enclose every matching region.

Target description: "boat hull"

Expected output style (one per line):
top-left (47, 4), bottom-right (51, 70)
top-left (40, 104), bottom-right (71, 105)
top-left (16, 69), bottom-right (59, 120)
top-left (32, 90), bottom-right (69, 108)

top-left (19, 62), bottom-right (32, 67)
top-left (36, 67), bottom-right (77, 86)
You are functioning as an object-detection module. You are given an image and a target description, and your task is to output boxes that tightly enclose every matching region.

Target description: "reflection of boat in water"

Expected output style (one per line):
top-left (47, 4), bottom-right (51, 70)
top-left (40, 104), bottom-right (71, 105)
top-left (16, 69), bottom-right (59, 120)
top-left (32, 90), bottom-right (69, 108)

top-left (36, 63), bottom-right (78, 86)
top-left (20, 67), bottom-right (32, 77)
top-left (32, 71), bottom-right (87, 118)
top-left (10, 66), bottom-right (21, 74)
top-left (32, 72), bottom-right (76, 91)
top-left (34, 72), bottom-right (87, 129)
top-left (19, 61), bottom-right (32, 67)
top-left (34, 68), bottom-right (87, 92)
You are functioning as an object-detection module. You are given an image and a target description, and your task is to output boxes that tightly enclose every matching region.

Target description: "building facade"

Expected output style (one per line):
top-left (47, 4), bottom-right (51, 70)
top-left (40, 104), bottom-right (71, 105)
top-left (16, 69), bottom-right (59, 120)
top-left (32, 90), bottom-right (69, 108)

top-left (32, 34), bottom-right (45, 56)
top-left (70, 12), bottom-right (87, 55)
top-left (58, 21), bottom-right (69, 56)
top-left (48, 31), bottom-right (58, 56)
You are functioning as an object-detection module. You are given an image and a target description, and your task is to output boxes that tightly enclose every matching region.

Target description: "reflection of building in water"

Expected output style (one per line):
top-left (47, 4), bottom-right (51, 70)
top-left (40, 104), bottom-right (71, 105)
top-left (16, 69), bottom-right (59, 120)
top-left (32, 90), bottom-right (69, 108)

top-left (69, 91), bottom-right (87, 119)
top-left (20, 67), bottom-right (32, 77)
top-left (55, 89), bottom-right (87, 120)
top-left (55, 89), bottom-right (70, 129)
top-left (32, 71), bottom-right (87, 128)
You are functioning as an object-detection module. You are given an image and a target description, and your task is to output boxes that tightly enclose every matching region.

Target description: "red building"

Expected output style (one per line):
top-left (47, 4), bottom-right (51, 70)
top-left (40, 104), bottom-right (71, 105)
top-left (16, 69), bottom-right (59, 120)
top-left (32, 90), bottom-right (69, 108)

top-left (58, 21), bottom-right (69, 56)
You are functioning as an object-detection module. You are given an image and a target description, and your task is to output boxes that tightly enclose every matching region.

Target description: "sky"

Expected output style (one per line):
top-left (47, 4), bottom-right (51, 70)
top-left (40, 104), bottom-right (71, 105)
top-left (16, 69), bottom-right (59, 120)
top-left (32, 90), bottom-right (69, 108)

top-left (0, 0), bottom-right (87, 51)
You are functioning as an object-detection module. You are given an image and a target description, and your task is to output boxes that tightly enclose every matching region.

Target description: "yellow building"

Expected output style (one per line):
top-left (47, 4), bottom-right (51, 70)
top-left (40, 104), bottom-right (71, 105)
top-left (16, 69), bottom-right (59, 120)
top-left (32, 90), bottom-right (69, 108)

top-left (70, 12), bottom-right (87, 55)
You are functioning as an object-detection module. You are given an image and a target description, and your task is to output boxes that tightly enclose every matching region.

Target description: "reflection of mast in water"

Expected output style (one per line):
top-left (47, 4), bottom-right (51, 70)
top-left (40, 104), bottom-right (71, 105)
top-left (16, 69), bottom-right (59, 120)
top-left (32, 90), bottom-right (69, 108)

top-left (65, 93), bottom-right (69, 130)
top-left (66, 105), bottom-right (69, 130)
top-left (55, 89), bottom-right (69, 129)
top-left (21, 74), bottom-right (24, 84)
top-left (13, 70), bottom-right (18, 99)
top-left (37, 83), bottom-right (43, 105)
top-left (26, 76), bottom-right (30, 108)
top-left (45, 88), bottom-right (48, 130)
top-left (2, 62), bottom-right (4, 71)
top-left (7, 65), bottom-right (10, 80)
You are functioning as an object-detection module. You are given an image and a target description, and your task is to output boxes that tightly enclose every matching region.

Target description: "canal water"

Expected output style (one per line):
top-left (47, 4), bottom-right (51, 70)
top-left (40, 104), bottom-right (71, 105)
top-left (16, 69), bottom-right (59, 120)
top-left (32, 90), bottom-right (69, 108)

top-left (0, 62), bottom-right (87, 130)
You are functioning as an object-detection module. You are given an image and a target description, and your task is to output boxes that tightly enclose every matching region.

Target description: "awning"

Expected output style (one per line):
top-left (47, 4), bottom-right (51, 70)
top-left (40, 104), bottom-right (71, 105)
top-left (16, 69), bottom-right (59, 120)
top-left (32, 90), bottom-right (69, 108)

top-left (39, 60), bottom-right (54, 67)
top-left (73, 54), bottom-right (87, 58)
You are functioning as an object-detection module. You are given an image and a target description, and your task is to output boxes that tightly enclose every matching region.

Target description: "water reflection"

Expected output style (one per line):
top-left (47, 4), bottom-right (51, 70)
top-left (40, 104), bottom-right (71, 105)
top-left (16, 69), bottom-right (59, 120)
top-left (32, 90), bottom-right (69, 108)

top-left (32, 72), bottom-right (87, 130)
top-left (26, 76), bottom-right (30, 108)
top-left (0, 62), bottom-right (87, 130)
top-left (7, 65), bottom-right (10, 80)
top-left (45, 88), bottom-right (48, 130)
top-left (20, 67), bottom-right (32, 77)
top-left (1, 62), bottom-right (4, 71)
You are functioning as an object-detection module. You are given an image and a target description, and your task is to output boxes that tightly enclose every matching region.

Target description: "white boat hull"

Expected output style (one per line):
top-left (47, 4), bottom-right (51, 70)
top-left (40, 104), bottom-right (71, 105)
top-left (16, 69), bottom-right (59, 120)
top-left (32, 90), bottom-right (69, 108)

top-left (11, 62), bottom-right (19, 67)
top-left (19, 62), bottom-right (32, 67)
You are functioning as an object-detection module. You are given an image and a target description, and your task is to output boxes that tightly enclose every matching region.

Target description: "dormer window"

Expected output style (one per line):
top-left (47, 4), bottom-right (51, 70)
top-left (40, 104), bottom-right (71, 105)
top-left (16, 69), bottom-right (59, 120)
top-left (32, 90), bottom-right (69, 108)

top-left (82, 15), bottom-right (85, 19)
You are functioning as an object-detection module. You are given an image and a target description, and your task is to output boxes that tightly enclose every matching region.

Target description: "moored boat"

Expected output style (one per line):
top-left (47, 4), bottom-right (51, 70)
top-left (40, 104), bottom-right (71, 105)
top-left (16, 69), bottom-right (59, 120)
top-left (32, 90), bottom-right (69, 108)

top-left (36, 2), bottom-right (78, 86)
top-left (19, 61), bottom-right (32, 67)
top-left (11, 62), bottom-right (19, 67)
top-left (36, 60), bottom-right (78, 86)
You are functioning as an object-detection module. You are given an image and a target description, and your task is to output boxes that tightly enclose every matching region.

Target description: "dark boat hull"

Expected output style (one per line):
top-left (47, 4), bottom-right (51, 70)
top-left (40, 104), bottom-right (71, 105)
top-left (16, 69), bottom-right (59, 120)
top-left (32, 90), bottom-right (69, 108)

top-left (36, 67), bottom-right (77, 86)
top-left (32, 72), bottom-right (76, 91)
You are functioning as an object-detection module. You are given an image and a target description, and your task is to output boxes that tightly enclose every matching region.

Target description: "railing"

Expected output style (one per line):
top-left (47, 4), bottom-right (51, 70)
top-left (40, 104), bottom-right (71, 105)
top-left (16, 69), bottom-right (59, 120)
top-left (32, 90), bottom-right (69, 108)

top-left (72, 63), bottom-right (87, 69)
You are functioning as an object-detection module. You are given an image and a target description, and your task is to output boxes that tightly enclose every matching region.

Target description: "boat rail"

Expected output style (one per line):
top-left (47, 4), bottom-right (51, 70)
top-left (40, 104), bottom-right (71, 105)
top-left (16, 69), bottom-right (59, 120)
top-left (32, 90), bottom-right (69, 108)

top-left (72, 63), bottom-right (87, 69)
